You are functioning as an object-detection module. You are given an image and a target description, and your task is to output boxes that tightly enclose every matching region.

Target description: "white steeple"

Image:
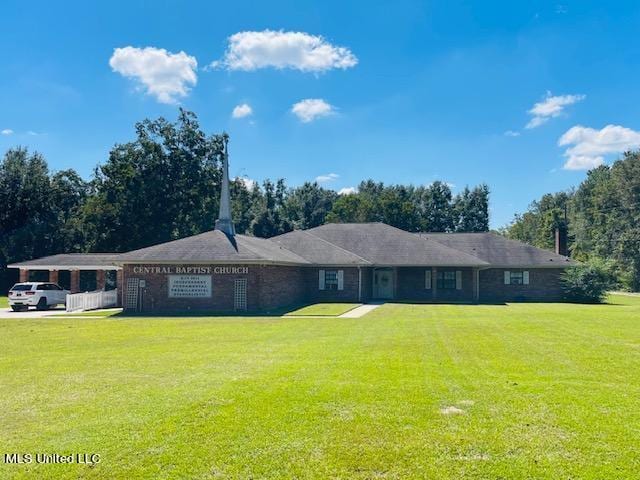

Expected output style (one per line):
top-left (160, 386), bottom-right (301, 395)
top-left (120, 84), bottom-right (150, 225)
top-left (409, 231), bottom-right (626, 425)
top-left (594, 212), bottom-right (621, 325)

top-left (214, 133), bottom-right (235, 236)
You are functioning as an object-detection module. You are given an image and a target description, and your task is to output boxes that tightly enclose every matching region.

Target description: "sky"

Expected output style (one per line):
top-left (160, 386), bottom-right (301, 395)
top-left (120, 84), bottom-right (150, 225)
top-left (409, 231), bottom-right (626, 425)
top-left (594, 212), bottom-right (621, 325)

top-left (2, 0), bottom-right (640, 228)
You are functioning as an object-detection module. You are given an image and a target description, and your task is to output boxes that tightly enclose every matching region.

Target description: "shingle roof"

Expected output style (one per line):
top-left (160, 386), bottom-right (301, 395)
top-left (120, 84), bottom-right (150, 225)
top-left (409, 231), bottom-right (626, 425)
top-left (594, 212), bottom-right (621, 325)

top-left (7, 254), bottom-right (121, 269)
top-left (117, 230), bottom-right (309, 264)
top-left (277, 223), bottom-right (488, 266)
top-left (419, 232), bottom-right (574, 267)
top-left (270, 230), bottom-right (370, 265)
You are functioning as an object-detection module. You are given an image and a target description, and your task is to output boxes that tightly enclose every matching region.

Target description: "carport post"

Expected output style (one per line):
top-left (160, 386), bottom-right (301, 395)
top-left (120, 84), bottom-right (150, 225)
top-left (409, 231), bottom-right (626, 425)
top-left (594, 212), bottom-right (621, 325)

top-left (97, 270), bottom-right (106, 291)
top-left (19, 269), bottom-right (28, 282)
top-left (70, 270), bottom-right (80, 293)
top-left (49, 269), bottom-right (59, 284)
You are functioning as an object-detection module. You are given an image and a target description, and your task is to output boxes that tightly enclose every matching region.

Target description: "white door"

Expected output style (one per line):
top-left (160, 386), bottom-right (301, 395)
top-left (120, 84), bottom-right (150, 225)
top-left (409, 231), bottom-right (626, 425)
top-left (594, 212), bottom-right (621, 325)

top-left (374, 269), bottom-right (394, 299)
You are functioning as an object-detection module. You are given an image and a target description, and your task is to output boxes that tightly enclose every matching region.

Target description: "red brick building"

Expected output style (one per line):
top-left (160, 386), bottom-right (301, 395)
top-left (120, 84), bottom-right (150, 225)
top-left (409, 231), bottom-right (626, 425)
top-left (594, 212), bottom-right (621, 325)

top-left (8, 142), bottom-right (573, 312)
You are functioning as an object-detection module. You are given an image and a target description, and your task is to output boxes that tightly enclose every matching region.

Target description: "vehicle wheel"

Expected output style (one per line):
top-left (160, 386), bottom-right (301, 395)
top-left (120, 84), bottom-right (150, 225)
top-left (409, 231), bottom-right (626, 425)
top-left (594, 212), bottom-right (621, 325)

top-left (11, 305), bottom-right (27, 312)
top-left (36, 297), bottom-right (49, 310)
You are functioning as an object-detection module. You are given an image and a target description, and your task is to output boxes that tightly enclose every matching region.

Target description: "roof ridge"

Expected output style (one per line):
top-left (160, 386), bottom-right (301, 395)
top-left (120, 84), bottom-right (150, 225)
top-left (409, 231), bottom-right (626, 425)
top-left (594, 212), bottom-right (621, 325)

top-left (298, 229), bottom-right (372, 264)
top-left (239, 234), bottom-right (309, 264)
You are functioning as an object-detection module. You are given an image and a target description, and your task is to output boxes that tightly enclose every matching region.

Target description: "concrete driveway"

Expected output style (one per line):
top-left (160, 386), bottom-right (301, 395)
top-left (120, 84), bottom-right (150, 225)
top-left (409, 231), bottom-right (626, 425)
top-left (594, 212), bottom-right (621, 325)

top-left (0, 306), bottom-right (71, 318)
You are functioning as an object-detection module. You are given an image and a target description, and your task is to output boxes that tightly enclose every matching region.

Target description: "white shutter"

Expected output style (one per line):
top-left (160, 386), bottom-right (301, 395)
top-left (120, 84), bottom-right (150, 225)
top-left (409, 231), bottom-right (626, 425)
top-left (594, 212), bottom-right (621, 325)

top-left (318, 270), bottom-right (325, 290)
top-left (504, 271), bottom-right (511, 285)
top-left (456, 270), bottom-right (462, 290)
top-left (523, 271), bottom-right (530, 285)
top-left (337, 270), bottom-right (344, 290)
top-left (425, 269), bottom-right (432, 289)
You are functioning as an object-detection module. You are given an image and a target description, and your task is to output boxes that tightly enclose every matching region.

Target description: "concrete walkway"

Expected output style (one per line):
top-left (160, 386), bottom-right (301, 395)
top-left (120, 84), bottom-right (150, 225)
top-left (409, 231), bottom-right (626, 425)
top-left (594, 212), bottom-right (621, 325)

top-left (339, 303), bottom-right (383, 318)
top-left (0, 307), bottom-right (69, 319)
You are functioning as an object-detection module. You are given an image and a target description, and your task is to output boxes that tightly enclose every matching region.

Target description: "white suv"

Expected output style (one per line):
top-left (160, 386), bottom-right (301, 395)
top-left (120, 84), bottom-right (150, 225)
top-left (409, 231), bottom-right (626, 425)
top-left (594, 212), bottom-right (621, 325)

top-left (7, 282), bottom-right (70, 312)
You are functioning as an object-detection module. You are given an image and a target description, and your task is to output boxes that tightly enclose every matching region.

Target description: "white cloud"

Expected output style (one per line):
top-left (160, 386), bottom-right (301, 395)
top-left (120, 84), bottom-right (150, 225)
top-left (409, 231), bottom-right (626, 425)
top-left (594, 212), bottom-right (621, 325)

top-left (232, 103), bottom-right (253, 119)
top-left (213, 30), bottom-right (358, 72)
top-left (558, 124), bottom-right (640, 170)
top-left (504, 130), bottom-right (521, 137)
top-left (1, 129), bottom-right (13, 135)
top-left (526, 92), bottom-right (585, 129)
top-left (109, 46), bottom-right (197, 104)
top-left (315, 173), bottom-right (339, 183)
top-left (292, 98), bottom-right (335, 123)
top-left (338, 187), bottom-right (357, 195)
top-left (236, 176), bottom-right (257, 190)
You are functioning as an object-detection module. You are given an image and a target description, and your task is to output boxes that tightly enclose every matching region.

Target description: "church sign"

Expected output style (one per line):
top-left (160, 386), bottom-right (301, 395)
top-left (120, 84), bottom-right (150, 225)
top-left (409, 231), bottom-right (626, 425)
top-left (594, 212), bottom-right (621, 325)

top-left (168, 275), bottom-right (212, 298)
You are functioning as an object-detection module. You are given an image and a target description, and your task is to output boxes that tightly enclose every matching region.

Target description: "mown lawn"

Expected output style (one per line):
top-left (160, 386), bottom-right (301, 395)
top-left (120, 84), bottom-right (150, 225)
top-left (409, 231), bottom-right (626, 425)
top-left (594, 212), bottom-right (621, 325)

top-left (0, 296), bottom-right (7, 308)
top-left (285, 302), bottom-right (360, 316)
top-left (1, 296), bottom-right (639, 479)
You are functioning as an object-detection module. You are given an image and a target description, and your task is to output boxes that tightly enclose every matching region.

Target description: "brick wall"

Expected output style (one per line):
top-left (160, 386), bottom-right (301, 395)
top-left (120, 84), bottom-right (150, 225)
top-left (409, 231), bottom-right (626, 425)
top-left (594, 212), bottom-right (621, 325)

top-left (479, 268), bottom-right (565, 302)
top-left (305, 267), bottom-right (361, 302)
top-left (123, 264), bottom-right (308, 313)
top-left (396, 267), bottom-right (475, 302)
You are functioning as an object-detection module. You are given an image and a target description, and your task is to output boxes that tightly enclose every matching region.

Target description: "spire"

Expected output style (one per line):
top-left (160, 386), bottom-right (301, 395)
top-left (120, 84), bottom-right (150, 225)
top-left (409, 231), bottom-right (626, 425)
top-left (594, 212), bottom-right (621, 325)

top-left (214, 133), bottom-right (235, 236)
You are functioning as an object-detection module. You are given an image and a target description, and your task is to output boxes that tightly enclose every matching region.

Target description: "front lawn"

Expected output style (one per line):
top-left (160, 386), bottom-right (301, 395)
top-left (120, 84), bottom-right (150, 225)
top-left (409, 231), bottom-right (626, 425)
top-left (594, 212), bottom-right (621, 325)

top-left (284, 302), bottom-right (361, 316)
top-left (1, 295), bottom-right (639, 479)
top-left (0, 296), bottom-right (7, 308)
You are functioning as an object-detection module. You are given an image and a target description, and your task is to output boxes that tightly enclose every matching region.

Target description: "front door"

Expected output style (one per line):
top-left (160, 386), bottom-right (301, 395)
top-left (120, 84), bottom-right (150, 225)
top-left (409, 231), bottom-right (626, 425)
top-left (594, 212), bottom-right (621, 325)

top-left (373, 269), bottom-right (394, 299)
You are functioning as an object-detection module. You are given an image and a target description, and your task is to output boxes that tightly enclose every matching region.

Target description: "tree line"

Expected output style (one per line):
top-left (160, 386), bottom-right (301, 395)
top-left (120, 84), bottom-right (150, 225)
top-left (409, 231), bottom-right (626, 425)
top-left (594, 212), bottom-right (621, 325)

top-left (0, 109), bottom-right (489, 290)
top-left (504, 151), bottom-right (640, 291)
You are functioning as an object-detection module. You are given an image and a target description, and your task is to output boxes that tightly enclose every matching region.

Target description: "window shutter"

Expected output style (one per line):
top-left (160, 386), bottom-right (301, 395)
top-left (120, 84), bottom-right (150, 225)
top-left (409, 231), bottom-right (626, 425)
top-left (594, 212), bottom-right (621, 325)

top-left (319, 270), bottom-right (325, 290)
top-left (523, 271), bottom-right (530, 285)
top-left (337, 270), bottom-right (344, 290)
top-left (425, 269), bottom-right (432, 289)
top-left (456, 270), bottom-right (462, 290)
top-left (504, 271), bottom-right (511, 285)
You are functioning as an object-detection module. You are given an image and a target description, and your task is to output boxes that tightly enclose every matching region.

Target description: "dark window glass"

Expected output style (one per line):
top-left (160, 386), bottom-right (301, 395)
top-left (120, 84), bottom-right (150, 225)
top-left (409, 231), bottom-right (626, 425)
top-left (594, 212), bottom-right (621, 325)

top-left (11, 284), bottom-right (33, 291)
top-left (510, 272), bottom-right (524, 285)
top-left (325, 270), bottom-right (338, 290)
top-left (437, 270), bottom-right (456, 289)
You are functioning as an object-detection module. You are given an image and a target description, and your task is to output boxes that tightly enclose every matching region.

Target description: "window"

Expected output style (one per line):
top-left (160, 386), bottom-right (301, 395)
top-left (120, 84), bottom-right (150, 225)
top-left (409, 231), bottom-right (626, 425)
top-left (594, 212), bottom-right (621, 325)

top-left (325, 270), bottom-right (339, 290)
top-left (510, 271), bottom-right (524, 285)
top-left (12, 284), bottom-right (33, 291)
top-left (504, 271), bottom-right (529, 285)
top-left (437, 270), bottom-right (456, 289)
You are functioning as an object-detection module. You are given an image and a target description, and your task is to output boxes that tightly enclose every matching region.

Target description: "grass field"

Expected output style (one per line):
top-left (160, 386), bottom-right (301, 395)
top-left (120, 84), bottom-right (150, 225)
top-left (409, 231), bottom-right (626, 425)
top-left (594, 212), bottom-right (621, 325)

top-left (1, 296), bottom-right (639, 479)
top-left (0, 296), bottom-right (7, 308)
top-left (284, 302), bottom-right (360, 316)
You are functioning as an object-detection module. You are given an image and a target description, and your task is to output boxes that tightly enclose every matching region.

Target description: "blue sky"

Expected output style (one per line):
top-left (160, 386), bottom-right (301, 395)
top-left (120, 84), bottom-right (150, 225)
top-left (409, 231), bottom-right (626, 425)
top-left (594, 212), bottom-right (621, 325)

top-left (2, 1), bottom-right (640, 228)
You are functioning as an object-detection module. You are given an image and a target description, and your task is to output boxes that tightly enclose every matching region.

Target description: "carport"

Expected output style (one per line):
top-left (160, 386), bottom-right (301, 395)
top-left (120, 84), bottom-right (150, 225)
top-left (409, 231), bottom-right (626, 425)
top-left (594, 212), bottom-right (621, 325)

top-left (7, 254), bottom-right (122, 295)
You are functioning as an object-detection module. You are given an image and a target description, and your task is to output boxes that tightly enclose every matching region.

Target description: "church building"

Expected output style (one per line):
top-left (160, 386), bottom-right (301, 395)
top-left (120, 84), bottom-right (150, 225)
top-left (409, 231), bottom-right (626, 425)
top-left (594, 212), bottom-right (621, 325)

top-left (9, 139), bottom-right (573, 313)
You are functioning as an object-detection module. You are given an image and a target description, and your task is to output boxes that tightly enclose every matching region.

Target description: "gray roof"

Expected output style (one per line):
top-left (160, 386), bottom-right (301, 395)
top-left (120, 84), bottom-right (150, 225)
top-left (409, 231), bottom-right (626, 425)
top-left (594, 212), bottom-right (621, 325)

top-left (276, 223), bottom-right (488, 266)
top-left (117, 230), bottom-right (309, 264)
top-left (8, 224), bottom-right (575, 269)
top-left (7, 253), bottom-right (121, 270)
top-left (419, 232), bottom-right (574, 267)
top-left (270, 230), bottom-right (370, 265)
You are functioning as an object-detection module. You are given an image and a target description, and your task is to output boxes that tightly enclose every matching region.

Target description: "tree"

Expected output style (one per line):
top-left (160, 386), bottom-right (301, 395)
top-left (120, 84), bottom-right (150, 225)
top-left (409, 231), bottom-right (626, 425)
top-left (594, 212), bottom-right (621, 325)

top-left (453, 184), bottom-right (490, 232)
top-left (80, 109), bottom-right (225, 252)
top-left (249, 179), bottom-right (293, 237)
top-left (0, 148), bottom-right (87, 291)
top-left (283, 182), bottom-right (337, 230)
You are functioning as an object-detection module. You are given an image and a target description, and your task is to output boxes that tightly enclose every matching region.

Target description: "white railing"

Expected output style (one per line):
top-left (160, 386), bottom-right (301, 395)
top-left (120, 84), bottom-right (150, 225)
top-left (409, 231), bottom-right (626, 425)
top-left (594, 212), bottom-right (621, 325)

top-left (66, 289), bottom-right (118, 313)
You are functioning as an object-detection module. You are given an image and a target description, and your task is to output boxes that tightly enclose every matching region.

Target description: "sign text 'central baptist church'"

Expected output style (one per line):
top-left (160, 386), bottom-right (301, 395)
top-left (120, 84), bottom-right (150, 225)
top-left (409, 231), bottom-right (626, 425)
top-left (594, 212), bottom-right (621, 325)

top-left (132, 266), bottom-right (249, 275)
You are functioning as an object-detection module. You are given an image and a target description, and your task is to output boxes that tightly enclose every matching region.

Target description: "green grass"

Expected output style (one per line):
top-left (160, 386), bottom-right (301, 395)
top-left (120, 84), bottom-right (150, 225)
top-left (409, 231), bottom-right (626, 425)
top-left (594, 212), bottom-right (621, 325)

top-left (1, 295), bottom-right (639, 479)
top-left (0, 296), bottom-right (7, 308)
top-left (284, 302), bottom-right (361, 316)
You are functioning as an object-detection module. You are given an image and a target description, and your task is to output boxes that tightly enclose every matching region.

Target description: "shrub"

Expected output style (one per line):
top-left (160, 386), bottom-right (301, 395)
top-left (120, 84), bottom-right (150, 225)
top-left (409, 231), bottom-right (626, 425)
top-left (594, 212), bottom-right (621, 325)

top-left (561, 263), bottom-right (612, 303)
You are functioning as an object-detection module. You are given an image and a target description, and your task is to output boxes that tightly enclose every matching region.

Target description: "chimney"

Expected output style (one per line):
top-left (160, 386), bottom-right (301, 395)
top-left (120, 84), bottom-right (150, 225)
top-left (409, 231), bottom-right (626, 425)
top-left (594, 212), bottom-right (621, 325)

top-left (214, 133), bottom-right (235, 236)
top-left (555, 226), bottom-right (568, 256)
